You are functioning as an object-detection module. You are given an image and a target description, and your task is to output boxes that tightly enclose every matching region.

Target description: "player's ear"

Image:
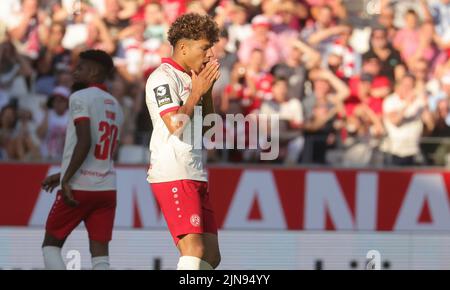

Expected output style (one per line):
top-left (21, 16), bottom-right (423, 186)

top-left (178, 40), bottom-right (187, 55)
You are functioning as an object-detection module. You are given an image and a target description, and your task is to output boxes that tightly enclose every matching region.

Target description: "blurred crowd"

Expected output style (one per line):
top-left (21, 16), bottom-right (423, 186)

top-left (0, 0), bottom-right (450, 167)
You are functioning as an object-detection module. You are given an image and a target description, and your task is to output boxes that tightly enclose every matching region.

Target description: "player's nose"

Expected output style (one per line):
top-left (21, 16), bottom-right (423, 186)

top-left (207, 48), bottom-right (214, 58)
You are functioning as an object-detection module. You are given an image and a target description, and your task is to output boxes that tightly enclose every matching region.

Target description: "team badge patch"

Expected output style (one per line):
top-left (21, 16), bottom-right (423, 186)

top-left (154, 84), bottom-right (173, 107)
top-left (190, 214), bottom-right (201, 227)
top-left (71, 99), bottom-right (84, 114)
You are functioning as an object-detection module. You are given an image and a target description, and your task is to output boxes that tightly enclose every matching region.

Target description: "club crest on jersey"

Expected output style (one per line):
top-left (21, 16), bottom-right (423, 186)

top-left (154, 84), bottom-right (172, 107)
top-left (190, 214), bottom-right (201, 227)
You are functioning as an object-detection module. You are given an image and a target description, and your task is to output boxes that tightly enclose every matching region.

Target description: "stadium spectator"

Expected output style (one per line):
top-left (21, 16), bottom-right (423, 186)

top-left (422, 97), bottom-right (450, 165)
top-left (9, 107), bottom-right (41, 161)
top-left (102, 0), bottom-right (132, 43)
top-left (238, 15), bottom-right (282, 71)
top-left (211, 29), bottom-right (237, 112)
top-left (421, 0), bottom-right (450, 41)
top-left (62, 2), bottom-right (114, 54)
top-left (324, 22), bottom-right (361, 79)
top-left (271, 39), bottom-right (320, 100)
top-left (382, 74), bottom-right (434, 166)
top-left (36, 86), bottom-right (70, 161)
top-left (260, 78), bottom-right (304, 164)
top-left (364, 27), bottom-right (405, 83)
top-left (378, 1), bottom-right (398, 42)
top-left (0, 39), bottom-right (33, 100)
top-left (36, 22), bottom-right (71, 95)
top-left (0, 104), bottom-right (18, 160)
top-left (393, 9), bottom-right (436, 69)
top-left (0, 0), bottom-right (448, 167)
top-left (302, 68), bottom-right (348, 164)
top-left (223, 3), bottom-right (252, 54)
top-left (7, 0), bottom-right (46, 59)
top-left (110, 76), bottom-right (137, 145)
top-left (301, 5), bottom-right (346, 55)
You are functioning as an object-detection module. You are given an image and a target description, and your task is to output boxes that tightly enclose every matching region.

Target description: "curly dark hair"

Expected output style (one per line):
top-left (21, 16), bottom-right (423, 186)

top-left (168, 13), bottom-right (219, 47)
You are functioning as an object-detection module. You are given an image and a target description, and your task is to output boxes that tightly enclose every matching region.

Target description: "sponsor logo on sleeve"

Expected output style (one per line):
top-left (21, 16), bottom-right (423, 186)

top-left (154, 84), bottom-right (173, 107)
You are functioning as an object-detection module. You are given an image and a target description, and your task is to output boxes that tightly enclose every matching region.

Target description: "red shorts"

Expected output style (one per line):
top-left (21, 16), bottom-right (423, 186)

top-left (150, 180), bottom-right (218, 245)
top-left (45, 190), bottom-right (116, 243)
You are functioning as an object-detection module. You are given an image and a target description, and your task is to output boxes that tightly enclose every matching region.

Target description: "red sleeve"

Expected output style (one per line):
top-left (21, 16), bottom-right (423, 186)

top-left (74, 117), bottom-right (90, 124)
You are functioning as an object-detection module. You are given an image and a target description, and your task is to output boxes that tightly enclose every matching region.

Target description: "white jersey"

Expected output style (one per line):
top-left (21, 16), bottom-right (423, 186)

top-left (61, 86), bottom-right (123, 191)
top-left (145, 58), bottom-right (207, 183)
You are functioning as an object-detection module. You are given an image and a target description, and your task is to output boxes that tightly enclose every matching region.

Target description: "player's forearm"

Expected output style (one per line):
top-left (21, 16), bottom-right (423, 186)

top-left (61, 140), bottom-right (91, 184)
top-left (202, 87), bottom-right (215, 116)
top-left (177, 92), bottom-right (202, 118)
top-left (163, 93), bottom-right (202, 135)
top-left (202, 87), bottom-right (215, 134)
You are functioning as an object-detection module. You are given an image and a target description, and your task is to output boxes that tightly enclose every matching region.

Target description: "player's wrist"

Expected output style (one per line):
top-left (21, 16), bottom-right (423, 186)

top-left (61, 177), bottom-right (70, 185)
top-left (190, 90), bottom-right (203, 102)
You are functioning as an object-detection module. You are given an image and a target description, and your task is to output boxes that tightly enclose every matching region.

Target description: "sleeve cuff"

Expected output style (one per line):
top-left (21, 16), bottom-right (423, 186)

top-left (74, 117), bottom-right (90, 124)
top-left (159, 106), bottom-right (180, 117)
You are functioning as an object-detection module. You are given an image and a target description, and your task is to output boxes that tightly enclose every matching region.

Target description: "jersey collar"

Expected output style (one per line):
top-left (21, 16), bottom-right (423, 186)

top-left (89, 83), bottom-right (108, 92)
top-left (161, 58), bottom-right (191, 76)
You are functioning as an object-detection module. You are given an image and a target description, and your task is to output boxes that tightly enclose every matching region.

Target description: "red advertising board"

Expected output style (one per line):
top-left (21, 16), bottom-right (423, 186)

top-left (1, 164), bottom-right (449, 231)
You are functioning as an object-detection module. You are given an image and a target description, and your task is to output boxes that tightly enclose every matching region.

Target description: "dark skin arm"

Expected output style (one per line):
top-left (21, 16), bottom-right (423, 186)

top-left (41, 172), bottom-right (61, 192)
top-left (202, 87), bottom-right (216, 117)
top-left (202, 84), bottom-right (217, 135)
top-left (60, 119), bottom-right (92, 207)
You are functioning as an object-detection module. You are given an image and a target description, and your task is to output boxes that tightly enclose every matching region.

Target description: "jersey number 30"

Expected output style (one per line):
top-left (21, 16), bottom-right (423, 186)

top-left (95, 121), bottom-right (118, 160)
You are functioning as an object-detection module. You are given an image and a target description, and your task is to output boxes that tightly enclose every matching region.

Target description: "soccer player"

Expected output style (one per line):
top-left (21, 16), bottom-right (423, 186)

top-left (145, 13), bottom-right (221, 270)
top-left (41, 50), bottom-right (123, 270)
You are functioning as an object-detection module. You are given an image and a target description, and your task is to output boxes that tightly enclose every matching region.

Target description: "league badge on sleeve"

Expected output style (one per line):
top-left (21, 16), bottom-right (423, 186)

top-left (71, 99), bottom-right (84, 114)
top-left (154, 84), bottom-right (173, 107)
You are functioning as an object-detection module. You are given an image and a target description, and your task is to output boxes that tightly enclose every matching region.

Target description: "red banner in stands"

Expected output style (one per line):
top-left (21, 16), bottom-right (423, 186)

top-left (1, 164), bottom-right (450, 231)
